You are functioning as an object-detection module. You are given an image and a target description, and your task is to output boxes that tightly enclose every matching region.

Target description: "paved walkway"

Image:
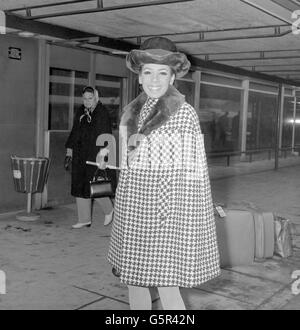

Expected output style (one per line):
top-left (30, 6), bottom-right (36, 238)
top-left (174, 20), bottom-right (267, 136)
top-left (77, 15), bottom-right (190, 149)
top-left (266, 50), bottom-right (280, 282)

top-left (0, 160), bottom-right (299, 310)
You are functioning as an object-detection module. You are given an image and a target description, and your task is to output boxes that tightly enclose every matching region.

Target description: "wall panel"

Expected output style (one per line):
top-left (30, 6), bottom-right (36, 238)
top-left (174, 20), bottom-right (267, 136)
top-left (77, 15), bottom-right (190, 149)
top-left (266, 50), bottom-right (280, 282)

top-left (0, 35), bottom-right (38, 212)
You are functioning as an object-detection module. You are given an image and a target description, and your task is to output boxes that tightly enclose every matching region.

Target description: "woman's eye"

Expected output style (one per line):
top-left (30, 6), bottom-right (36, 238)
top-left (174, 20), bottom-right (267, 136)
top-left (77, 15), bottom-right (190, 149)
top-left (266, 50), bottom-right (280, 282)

top-left (143, 70), bottom-right (151, 75)
top-left (160, 71), bottom-right (168, 75)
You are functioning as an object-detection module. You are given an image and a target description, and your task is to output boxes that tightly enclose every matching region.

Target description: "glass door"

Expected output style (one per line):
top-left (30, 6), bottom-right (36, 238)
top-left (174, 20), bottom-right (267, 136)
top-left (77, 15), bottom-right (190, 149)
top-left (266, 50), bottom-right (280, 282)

top-left (47, 68), bottom-right (89, 205)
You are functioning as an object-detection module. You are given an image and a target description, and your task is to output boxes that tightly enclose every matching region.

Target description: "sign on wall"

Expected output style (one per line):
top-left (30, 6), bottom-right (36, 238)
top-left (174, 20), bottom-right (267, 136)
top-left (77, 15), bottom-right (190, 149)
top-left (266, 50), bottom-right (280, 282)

top-left (8, 47), bottom-right (22, 60)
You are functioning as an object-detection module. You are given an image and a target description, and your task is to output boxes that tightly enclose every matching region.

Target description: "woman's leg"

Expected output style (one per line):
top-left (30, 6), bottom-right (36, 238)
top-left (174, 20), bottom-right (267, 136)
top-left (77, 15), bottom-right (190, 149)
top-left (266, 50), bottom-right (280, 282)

top-left (128, 285), bottom-right (152, 310)
top-left (76, 197), bottom-right (92, 223)
top-left (95, 197), bottom-right (114, 225)
top-left (96, 197), bottom-right (113, 214)
top-left (157, 287), bottom-right (186, 310)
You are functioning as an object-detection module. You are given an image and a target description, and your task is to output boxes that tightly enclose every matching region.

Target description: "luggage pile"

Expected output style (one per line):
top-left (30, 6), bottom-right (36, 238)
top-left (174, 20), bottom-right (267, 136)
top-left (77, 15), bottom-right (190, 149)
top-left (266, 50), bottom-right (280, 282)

top-left (214, 202), bottom-right (293, 268)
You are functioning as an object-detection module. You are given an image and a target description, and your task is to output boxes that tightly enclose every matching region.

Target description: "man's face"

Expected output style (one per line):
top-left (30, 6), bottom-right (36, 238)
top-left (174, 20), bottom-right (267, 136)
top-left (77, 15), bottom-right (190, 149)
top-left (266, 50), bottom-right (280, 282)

top-left (83, 91), bottom-right (97, 109)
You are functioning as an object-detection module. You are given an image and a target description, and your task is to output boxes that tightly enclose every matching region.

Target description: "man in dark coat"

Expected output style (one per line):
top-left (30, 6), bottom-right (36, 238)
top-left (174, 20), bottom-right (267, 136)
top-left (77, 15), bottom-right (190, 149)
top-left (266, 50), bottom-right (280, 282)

top-left (65, 86), bottom-right (115, 229)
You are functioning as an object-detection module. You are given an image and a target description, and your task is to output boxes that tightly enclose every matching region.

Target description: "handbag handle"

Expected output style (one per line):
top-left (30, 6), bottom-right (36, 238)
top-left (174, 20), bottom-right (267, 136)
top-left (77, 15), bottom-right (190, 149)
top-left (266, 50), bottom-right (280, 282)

top-left (92, 168), bottom-right (110, 182)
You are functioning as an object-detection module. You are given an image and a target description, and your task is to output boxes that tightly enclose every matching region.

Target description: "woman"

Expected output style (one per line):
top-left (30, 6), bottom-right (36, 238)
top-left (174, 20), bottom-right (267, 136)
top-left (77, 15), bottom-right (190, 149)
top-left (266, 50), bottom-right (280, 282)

top-left (65, 86), bottom-right (115, 229)
top-left (107, 37), bottom-right (220, 309)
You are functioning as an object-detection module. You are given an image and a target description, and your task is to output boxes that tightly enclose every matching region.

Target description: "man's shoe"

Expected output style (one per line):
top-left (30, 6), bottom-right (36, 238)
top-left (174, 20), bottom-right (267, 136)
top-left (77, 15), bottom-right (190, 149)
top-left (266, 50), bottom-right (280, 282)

top-left (104, 210), bottom-right (114, 226)
top-left (71, 222), bottom-right (92, 229)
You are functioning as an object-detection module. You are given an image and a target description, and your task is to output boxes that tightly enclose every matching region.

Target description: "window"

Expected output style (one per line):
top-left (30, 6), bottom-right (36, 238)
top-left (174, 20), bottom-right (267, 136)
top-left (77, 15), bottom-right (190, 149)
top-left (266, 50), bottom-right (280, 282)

top-left (95, 74), bottom-right (123, 131)
top-left (282, 97), bottom-right (295, 148)
top-left (294, 98), bottom-right (300, 147)
top-left (199, 84), bottom-right (242, 152)
top-left (202, 73), bottom-right (242, 88)
top-left (247, 92), bottom-right (277, 150)
top-left (175, 79), bottom-right (195, 106)
top-left (48, 68), bottom-right (89, 130)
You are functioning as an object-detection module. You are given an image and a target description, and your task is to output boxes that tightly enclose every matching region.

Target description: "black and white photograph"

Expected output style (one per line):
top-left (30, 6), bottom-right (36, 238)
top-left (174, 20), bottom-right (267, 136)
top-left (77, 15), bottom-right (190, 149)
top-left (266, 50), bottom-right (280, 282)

top-left (0, 0), bottom-right (300, 313)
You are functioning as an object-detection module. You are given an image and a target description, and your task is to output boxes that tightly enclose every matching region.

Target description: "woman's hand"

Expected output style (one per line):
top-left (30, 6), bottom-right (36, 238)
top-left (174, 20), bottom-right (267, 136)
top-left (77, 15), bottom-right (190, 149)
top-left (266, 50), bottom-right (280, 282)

top-left (66, 148), bottom-right (73, 157)
top-left (64, 155), bottom-right (72, 171)
top-left (97, 160), bottom-right (107, 170)
top-left (96, 147), bottom-right (109, 169)
top-left (128, 149), bottom-right (138, 167)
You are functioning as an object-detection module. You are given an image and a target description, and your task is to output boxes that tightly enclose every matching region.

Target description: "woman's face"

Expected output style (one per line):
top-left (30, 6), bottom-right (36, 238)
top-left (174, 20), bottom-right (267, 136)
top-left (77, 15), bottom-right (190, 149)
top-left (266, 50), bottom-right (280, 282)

top-left (83, 91), bottom-right (97, 109)
top-left (139, 63), bottom-right (175, 99)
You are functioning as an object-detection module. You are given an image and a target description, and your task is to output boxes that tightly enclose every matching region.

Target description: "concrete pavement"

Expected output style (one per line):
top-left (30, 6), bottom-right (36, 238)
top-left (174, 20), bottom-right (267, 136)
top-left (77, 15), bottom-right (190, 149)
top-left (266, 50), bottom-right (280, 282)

top-left (0, 158), bottom-right (299, 310)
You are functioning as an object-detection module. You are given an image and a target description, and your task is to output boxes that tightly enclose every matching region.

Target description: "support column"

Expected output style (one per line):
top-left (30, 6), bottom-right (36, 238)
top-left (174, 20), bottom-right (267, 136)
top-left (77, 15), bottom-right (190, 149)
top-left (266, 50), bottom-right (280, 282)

top-left (292, 94), bottom-right (297, 152)
top-left (192, 71), bottom-right (201, 113)
top-left (34, 40), bottom-right (50, 210)
top-left (274, 84), bottom-right (283, 170)
top-left (278, 86), bottom-right (285, 153)
top-left (240, 79), bottom-right (249, 160)
top-left (89, 51), bottom-right (96, 87)
top-left (128, 70), bottom-right (139, 102)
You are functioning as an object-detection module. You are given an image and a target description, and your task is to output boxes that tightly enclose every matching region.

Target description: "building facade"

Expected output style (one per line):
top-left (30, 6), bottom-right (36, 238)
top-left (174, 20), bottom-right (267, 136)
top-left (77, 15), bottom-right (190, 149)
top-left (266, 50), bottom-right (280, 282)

top-left (0, 34), bottom-right (299, 213)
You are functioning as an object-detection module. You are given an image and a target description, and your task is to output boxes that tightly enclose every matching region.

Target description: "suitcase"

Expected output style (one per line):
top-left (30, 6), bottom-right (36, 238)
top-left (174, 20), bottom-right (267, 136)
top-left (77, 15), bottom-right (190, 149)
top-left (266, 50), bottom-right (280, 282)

top-left (215, 209), bottom-right (255, 268)
top-left (253, 212), bottom-right (274, 259)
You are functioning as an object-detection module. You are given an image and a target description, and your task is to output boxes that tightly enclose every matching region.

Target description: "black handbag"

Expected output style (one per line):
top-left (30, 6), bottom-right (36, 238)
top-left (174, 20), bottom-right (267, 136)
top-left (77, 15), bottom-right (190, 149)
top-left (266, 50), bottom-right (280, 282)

top-left (90, 168), bottom-right (114, 198)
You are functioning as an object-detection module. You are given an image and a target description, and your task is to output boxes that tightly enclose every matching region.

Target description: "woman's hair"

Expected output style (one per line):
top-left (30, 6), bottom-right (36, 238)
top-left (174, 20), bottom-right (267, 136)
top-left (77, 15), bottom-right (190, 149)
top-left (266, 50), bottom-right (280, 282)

top-left (82, 86), bottom-right (96, 95)
top-left (139, 65), bottom-right (176, 77)
top-left (82, 86), bottom-right (99, 102)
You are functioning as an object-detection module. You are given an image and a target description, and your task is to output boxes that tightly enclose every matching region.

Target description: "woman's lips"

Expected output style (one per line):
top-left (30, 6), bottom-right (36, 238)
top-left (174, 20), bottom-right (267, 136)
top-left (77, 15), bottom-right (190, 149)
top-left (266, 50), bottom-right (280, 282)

top-left (148, 86), bottom-right (161, 91)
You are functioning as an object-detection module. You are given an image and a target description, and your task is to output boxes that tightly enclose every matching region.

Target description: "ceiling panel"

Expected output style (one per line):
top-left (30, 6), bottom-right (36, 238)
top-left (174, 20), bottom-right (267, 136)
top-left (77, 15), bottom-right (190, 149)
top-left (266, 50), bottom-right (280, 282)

top-left (217, 58), bottom-right (300, 66)
top-left (1, 0), bottom-right (300, 85)
top-left (34, 0), bottom-right (289, 37)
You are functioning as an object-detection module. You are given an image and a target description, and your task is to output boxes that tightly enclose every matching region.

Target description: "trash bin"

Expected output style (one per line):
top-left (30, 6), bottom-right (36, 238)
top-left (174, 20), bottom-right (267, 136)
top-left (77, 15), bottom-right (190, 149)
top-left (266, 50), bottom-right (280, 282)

top-left (11, 156), bottom-right (50, 221)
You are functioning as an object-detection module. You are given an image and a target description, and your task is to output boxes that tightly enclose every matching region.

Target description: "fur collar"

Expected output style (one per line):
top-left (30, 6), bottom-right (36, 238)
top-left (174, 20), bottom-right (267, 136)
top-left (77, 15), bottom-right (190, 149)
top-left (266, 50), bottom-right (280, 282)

top-left (120, 85), bottom-right (185, 143)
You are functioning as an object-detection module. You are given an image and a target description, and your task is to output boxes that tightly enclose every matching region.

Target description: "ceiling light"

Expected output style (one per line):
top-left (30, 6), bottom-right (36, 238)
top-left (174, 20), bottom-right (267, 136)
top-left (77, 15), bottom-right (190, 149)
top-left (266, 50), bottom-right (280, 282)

top-left (287, 119), bottom-right (300, 124)
top-left (18, 31), bottom-right (35, 37)
top-left (111, 50), bottom-right (129, 55)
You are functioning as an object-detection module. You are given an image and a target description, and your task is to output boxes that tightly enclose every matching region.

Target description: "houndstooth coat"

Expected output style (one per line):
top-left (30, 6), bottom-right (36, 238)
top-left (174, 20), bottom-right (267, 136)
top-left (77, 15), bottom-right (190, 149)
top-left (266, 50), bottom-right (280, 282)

top-left (107, 86), bottom-right (220, 287)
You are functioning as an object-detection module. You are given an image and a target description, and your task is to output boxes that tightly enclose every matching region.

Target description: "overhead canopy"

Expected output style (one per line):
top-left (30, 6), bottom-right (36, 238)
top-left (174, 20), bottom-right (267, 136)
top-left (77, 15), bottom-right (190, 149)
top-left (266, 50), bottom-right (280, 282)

top-left (1, 0), bottom-right (300, 86)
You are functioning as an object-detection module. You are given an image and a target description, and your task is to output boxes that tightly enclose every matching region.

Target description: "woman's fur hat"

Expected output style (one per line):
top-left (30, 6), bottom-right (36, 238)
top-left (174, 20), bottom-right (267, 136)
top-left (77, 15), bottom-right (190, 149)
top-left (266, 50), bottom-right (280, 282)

top-left (126, 37), bottom-right (191, 78)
